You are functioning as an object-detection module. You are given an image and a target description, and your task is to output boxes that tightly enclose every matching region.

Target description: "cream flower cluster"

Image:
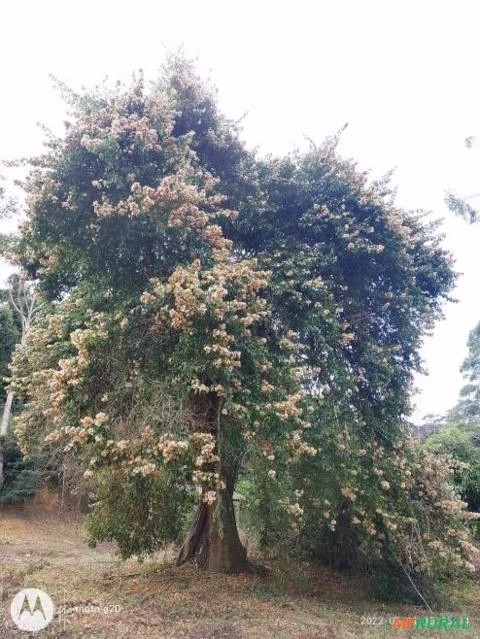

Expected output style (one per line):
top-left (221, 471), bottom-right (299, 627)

top-left (157, 434), bottom-right (189, 463)
top-left (288, 430), bottom-right (317, 458)
top-left (190, 432), bottom-right (219, 468)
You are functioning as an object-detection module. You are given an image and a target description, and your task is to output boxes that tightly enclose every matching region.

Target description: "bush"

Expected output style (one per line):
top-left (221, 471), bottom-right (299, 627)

top-left (246, 428), bottom-right (480, 603)
top-left (425, 424), bottom-right (480, 510)
top-left (424, 424), bottom-right (480, 539)
top-left (85, 466), bottom-right (194, 559)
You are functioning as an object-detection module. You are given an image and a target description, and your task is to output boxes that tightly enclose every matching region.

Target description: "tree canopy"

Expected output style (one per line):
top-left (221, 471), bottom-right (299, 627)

top-left (447, 321), bottom-right (480, 425)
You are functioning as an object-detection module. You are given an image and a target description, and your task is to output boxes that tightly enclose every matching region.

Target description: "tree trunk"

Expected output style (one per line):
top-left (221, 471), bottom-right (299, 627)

top-left (177, 484), bottom-right (254, 573)
top-left (0, 392), bottom-right (14, 492)
top-left (1, 391), bottom-right (14, 437)
top-left (177, 392), bottom-right (267, 574)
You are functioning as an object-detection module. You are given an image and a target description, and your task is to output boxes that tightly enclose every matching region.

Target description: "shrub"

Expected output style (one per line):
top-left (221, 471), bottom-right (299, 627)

top-left (249, 428), bottom-right (480, 603)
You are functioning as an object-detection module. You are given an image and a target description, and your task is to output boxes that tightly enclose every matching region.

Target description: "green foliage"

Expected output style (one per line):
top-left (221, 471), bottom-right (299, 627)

top-left (448, 322), bottom-right (480, 424)
top-left (444, 136), bottom-right (479, 224)
top-left (234, 150), bottom-right (455, 443)
top-left (0, 434), bottom-right (39, 504)
top-left (259, 430), bottom-right (480, 583)
top-left (0, 178), bottom-right (19, 257)
top-left (426, 424), bottom-right (480, 513)
top-left (0, 296), bottom-right (19, 400)
top-left (445, 192), bottom-right (479, 224)
top-left (85, 467), bottom-right (193, 558)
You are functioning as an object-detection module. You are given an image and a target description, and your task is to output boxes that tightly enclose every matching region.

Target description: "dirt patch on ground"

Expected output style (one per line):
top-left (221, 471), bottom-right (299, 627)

top-left (0, 504), bottom-right (479, 638)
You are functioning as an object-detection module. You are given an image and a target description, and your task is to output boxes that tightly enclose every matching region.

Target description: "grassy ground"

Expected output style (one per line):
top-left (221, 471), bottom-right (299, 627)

top-left (1, 493), bottom-right (479, 638)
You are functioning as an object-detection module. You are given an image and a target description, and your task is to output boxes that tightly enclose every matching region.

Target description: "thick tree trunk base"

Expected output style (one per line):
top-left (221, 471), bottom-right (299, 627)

top-left (177, 495), bottom-right (267, 575)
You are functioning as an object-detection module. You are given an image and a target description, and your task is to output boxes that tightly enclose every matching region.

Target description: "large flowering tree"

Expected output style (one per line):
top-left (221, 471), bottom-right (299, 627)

top-left (10, 65), bottom-right (317, 573)
top-left (9, 60), bottom-right (478, 582)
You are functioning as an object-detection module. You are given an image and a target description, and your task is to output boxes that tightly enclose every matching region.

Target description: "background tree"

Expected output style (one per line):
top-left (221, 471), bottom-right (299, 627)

top-left (445, 136), bottom-right (479, 223)
top-left (447, 321), bottom-right (480, 425)
top-left (425, 423), bottom-right (480, 514)
top-left (0, 289), bottom-right (19, 492)
top-left (443, 141), bottom-right (480, 425)
top-left (0, 179), bottom-right (20, 398)
top-left (0, 290), bottom-right (19, 400)
top-left (0, 276), bottom-right (39, 491)
top-left (1, 276), bottom-right (39, 433)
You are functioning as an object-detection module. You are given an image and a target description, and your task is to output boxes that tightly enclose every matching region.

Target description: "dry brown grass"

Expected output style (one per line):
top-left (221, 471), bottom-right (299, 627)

top-left (1, 493), bottom-right (479, 638)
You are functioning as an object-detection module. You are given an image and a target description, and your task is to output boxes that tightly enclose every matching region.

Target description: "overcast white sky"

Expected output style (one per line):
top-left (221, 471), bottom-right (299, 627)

top-left (1, 0), bottom-right (480, 422)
